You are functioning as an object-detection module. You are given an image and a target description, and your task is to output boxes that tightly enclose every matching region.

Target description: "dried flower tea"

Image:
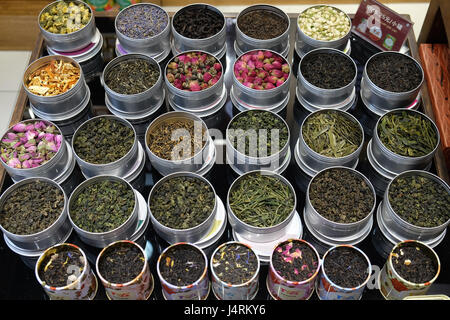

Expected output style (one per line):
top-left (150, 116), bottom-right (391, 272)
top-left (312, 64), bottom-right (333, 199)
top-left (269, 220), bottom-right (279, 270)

top-left (309, 168), bottom-right (374, 223)
top-left (234, 50), bottom-right (290, 90)
top-left (40, 1), bottom-right (91, 34)
top-left (237, 9), bottom-right (288, 40)
top-left (98, 242), bottom-right (145, 284)
top-left (159, 244), bottom-right (205, 286)
top-left (367, 53), bottom-right (422, 92)
top-left (272, 240), bottom-right (318, 282)
top-left (73, 117), bottom-right (134, 164)
top-left (38, 246), bottom-right (85, 287)
top-left (229, 172), bottom-right (294, 228)
top-left (298, 6), bottom-right (351, 41)
top-left (0, 180), bottom-right (64, 235)
top-left (388, 174), bottom-right (450, 228)
top-left (391, 243), bottom-right (438, 283)
top-left (147, 118), bottom-right (206, 160)
top-left (323, 247), bottom-right (369, 288)
top-left (105, 59), bottom-right (160, 95)
top-left (150, 176), bottom-right (215, 229)
top-left (1, 121), bottom-right (63, 169)
top-left (212, 243), bottom-right (258, 285)
top-left (116, 4), bottom-right (168, 39)
top-left (228, 110), bottom-right (289, 157)
top-left (166, 52), bottom-right (222, 91)
top-left (26, 60), bottom-right (80, 96)
top-left (302, 110), bottom-right (362, 158)
top-left (70, 180), bottom-right (135, 233)
top-left (300, 52), bottom-right (355, 89)
top-left (173, 6), bottom-right (224, 39)
top-left (377, 111), bottom-right (438, 157)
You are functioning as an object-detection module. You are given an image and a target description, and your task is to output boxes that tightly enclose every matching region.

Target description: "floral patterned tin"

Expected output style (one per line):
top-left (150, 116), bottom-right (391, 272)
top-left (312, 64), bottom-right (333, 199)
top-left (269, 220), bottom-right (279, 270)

top-left (379, 240), bottom-right (441, 300)
top-left (316, 245), bottom-right (372, 300)
top-left (96, 240), bottom-right (154, 300)
top-left (35, 243), bottom-right (97, 300)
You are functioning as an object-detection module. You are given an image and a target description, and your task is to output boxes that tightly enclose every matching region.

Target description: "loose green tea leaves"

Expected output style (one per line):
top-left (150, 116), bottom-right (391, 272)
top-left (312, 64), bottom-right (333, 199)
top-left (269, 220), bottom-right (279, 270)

top-left (298, 6), bottom-right (351, 41)
top-left (70, 180), bottom-right (135, 233)
top-left (300, 52), bottom-right (355, 89)
top-left (98, 242), bottom-right (145, 284)
top-left (309, 168), bottom-right (374, 223)
top-left (378, 111), bottom-right (437, 157)
top-left (173, 6), bottom-right (224, 39)
top-left (150, 176), bottom-right (215, 229)
top-left (229, 172), bottom-right (294, 228)
top-left (105, 59), bottom-right (160, 95)
top-left (0, 181), bottom-right (64, 235)
top-left (323, 247), bottom-right (368, 288)
top-left (392, 243), bottom-right (438, 283)
top-left (212, 243), bottom-right (258, 285)
top-left (160, 244), bottom-right (205, 286)
top-left (38, 246), bottom-right (85, 288)
top-left (389, 175), bottom-right (450, 228)
top-left (147, 119), bottom-right (206, 160)
top-left (228, 110), bottom-right (289, 157)
top-left (237, 9), bottom-right (288, 40)
top-left (302, 110), bottom-right (362, 158)
top-left (272, 240), bottom-right (318, 282)
top-left (116, 4), bottom-right (168, 39)
top-left (73, 117), bottom-right (135, 164)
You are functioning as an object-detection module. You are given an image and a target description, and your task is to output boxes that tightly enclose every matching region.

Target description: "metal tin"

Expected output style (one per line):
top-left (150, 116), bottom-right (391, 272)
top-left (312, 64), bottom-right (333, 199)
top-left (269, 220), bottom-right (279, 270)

top-left (317, 245), bottom-right (372, 300)
top-left (227, 170), bottom-right (297, 243)
top-left (379, 240), bottom-right (441, 300)
top-left (267, 239), bottom-right (321, 300)
top-left (67, 175), bottom-right (139, 248)
top-left (235, 5), bottom-right (290, 56)
top-left (210, 241), bottom-right (260, 300)
top-left (35, 243), bottom-right (98, 300)
top-left (38, 0), bottom-right (97, 52)
top-left (101, 54), bottom-right (164, 114)
top-left (114, 39), bottom-right (172, 64)
top-left (295, 5), bottom-right (352, 57)
top-left (361, 51), bottom-right (424, 111)
top-left (371, 109), bottom-right (440, 174)
top-left (148, 171), bottom-right (217, 244)
top-left (114, 3), bottom-right (171, 60)
top-left (96, 240), bottom-right (154, 300)
top-left (144, 111), bottom-right (212, 176)
top-left (157, 243), bottom-right (210, 300)
top-left (72, 115), bottom-right (140, 178)
top-left (23, 55), bottom-right (88, 116)
top-left (294, 36), bottom-right (351, 61)
top-left (297, 48), bottom-right (357, 108)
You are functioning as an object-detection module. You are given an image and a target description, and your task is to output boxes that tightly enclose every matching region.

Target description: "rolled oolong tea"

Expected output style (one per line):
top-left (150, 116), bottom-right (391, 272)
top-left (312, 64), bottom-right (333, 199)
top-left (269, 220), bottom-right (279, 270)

top-left (173, 6), bottom-right (224, 39)
top-left (228, 110), bottom-right (289, 157)
top-left (309, 168), bottom-right (374, 223)
top-left (212, 243), bottom-right (258, 285)
top-left (70, 180), bottom-right (135, 233)
top-left (300, 52), bottom-right (355, 89)
top-left (160, 244), bottom-right (205, 286)
top-left (73, 117), bottom-right (135, 164)
top-left (323, 247), bottom-right (369, 288)
top-left (229, 172), bottom-right (295, 228)
top-left (98, 242), bottom-right (145, 284)
top-left (116, 4), bottom-right (168, 39)
top-left (105, 59), bottom-right (160, 95)
top-left (367, 53), bottom-right (422, 92)
top-left (237, 9), bottom-right (288, 40)
top-left (147, 118), bottom-right (206, 160)
top-left (378, 111), bottom-right (438, 157)
top-left (388, 174), bottom-right (450, 228)
top-left (302, 110), bottom-right (362, 158)
top-left (150, 176), bottom-right (215, 229)
top-left (391, 243), bottom-right (438, 283)
top-left (272, 240), bottom-right (319, 282)
top-left (39, 246), bottom-right (85, 287)
top-left (166, 52), bottom-right (222, 91)
top-left (0, 180), bottom-right (64, 235)
top-left (298, 6), bottom-right (351, 41)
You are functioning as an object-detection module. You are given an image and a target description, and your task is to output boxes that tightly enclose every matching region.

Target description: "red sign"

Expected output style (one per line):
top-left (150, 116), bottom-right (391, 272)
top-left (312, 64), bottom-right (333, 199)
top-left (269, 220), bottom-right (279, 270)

top-left (352, 0), bottom-right (413, 51)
